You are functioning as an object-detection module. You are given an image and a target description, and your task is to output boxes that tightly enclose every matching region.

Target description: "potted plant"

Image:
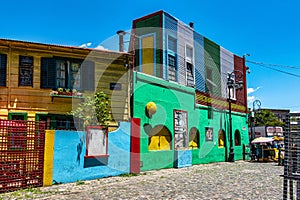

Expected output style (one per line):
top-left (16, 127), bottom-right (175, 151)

top-left (69, 91), bottom-right (112, 129)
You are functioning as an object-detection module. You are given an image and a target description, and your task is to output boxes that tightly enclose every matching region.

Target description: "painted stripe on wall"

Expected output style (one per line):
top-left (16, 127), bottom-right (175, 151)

top-left (43, 130), bottom-right (55, 186)
top-left (220, 47), bottom-right (234, 98)
top-left (164, 13), bottom-right (178, 80)
top-left (130, 118), bottom-right (141, 174)
top-left (177, 21), bottom-right (194, 86)
top-left (194, 32), bottom-right (205, 92)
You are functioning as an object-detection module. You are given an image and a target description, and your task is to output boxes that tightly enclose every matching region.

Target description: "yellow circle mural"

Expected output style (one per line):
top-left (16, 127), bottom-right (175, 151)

top-left (146, 101), bottom-right (157, 117)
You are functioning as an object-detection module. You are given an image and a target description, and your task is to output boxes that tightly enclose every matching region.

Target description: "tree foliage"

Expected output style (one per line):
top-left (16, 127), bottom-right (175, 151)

top-left (69, 91), bottom-right (112, 128)
top-left (251, 109), bottom-right (285, 127)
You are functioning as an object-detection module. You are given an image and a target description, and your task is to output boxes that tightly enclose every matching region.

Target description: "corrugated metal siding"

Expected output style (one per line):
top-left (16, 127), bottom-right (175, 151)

top-left (164, 13), bottom-right (178, 81)
top-left (204, 37), bottom-right (221, 97)
top-left (220, 47), bottom-right (234, 98)
top-left (135, 14), bottom-right (162, 78)
top-left (194, 32), bottom-right (205, 92)
top-left (177, 21), bottom-right (194, 86)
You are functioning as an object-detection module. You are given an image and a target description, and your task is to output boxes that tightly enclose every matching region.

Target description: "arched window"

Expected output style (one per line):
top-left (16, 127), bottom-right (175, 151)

top-left (189, 127), bottom-right (199, 149)
top-left (234, 130), bottom-right (241, 146)
top-left (148, 125), bottom-right (172, 151)
top-left (218, 129), bottom-right (226, 148)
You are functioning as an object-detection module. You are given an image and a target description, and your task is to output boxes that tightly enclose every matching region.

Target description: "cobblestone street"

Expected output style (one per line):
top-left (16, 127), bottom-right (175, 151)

top-left (0, 161), bottom-right (283, 200)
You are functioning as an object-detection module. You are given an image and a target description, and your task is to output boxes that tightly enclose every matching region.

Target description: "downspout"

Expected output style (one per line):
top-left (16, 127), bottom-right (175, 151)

top-left (7, 44), bottom-right (12, 114)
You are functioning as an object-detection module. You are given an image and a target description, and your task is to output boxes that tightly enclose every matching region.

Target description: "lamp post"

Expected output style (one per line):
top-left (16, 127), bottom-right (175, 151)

top-left (227, 70), bottom-right (244, 162)
top-left (250, 100), bottom-right (262, 141)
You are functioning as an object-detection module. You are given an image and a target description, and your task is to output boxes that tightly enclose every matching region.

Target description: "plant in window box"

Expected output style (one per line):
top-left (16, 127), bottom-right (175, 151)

top-left (57, 87), bottom-right (64, 95)
top-left (65, 88), bottom-right (72, 96)
top-left (72, 89), bottom-right (83, 97)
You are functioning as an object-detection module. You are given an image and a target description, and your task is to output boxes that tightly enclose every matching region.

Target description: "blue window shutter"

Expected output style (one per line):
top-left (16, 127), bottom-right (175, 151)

top-left (81, 60), bottom-right (95, 91)
top-left (41, 57), bottom-right (56, 88)
top-left (0, 54), bottom-right (7, 86)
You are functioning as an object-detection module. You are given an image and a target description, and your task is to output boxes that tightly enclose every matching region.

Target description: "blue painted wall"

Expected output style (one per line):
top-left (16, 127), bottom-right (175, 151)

top-left (52, 122), bottom-right (131, 183)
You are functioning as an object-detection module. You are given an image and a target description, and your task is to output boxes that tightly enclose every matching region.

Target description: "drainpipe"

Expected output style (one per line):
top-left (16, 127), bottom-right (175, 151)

top-left (7, 44), bottom-right (12, 114)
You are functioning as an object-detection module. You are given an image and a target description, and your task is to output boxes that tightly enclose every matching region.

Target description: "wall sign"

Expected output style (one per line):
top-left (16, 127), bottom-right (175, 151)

top-left (85, 126), bottom-right (108, 158)
top-left (205, 127), bottom-right (213, 141)
top-left (110, 83), bottom-right (122, 90)
top-left (174, 110), bottom-right (188, 150)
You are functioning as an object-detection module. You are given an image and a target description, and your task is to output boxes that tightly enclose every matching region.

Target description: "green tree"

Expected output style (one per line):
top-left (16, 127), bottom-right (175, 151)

top-left (69, 91), bottom-right (112, 128)
top-left (253, 109), bottom-right (285, 127)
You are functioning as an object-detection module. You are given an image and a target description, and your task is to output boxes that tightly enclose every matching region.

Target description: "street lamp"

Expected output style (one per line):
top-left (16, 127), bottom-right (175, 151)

top-left (227, 70), bottom-right (244, 162)
top-left (250, 100), bottom-right (262, 141)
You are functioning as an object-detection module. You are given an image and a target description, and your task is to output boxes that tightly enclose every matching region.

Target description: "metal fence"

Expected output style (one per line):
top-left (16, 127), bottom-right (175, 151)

top-left (283, 115), bottom-right (300, 199)
top-left (0, 120), bottom-right (45, 193)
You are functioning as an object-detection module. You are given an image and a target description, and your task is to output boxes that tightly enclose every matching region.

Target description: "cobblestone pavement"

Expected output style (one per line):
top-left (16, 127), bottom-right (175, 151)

top-left (0, 161), bottom-right (283, 200)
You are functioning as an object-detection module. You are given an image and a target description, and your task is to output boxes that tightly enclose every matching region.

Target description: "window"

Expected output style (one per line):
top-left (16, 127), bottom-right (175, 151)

top-left (167, 36), bottom-right (177, 81)
top-left (168, 54), bottom-right (176, 81)
top-left (186, 46), bottom-right (194, 87)
top-left (234, 130), bottom-right (241, 146)
top-left (8, 112), bottom-right (28, 120)
top-left (0, 53), bottom-right (7, 86)
top-left (148, 125), bottom-right (172, 151)
top-left (140, 34), bottom-right (155, 76)
top-left (36, 114), bottom-right (82, 130)
top-left (189, 127), bottom-right (199, 149)
top-left (19, 56), bottom-right (33, 86)
top-left (218, 129), bottom-right (226, 148)
top-left (168, 36), bottom-right (177, 52)
top-left (40, 57), bottom-right (95, 91)
top-left (206, 68), bottom-right (213, 94)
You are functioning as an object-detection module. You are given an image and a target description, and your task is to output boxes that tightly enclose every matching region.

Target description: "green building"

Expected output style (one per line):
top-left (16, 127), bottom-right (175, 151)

top-left (130, 11), bottom-right (249, 171)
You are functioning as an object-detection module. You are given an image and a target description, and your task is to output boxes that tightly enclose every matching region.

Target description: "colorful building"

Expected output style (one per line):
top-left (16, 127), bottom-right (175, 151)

top-left (130, 11), bottom-right (249, 171)
top-left (0, 10), bottom-right (250, 190)
top-left (0, 39), bottom-right (131, 127)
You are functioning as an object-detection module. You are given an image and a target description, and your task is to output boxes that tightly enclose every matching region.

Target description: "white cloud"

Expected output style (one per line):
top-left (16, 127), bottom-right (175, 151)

top-left (79, 42), bottom-right (92, 48)
top-left (247, 87), bottom-right (261, 94)
top-left (95, 45), bottom-right (108, 50)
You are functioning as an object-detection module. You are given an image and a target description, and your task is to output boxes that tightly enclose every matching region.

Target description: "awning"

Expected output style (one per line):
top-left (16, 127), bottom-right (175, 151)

top-left (251, 137), bottom-right (274, 144)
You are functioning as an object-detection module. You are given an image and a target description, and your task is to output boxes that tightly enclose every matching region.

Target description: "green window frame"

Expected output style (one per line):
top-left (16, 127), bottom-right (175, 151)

top-left (8, 112), bottom-right (28, 120)
top-left (36, 113), bottom-right (83, 130)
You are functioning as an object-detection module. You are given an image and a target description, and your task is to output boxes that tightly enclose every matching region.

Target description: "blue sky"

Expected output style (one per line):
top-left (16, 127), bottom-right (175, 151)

top-left (1, 0), bottom-right (300, 111)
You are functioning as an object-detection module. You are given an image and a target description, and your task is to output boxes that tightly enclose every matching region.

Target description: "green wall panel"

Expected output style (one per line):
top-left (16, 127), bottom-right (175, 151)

top-left (204, 37), bottom-right (221, 97)
top-left (133, 72), bottom-right (249, 171)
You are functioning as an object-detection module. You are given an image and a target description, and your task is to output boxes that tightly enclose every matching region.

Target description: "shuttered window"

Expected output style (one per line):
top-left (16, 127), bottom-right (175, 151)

top-left (0, 54), bottom-right (7, 86)
top-left (41, 57), bottom-right (56, 88)
top-left (40, 57), bottom-right (95, 91)
top-left (81, 60), bottom-right (95, 91)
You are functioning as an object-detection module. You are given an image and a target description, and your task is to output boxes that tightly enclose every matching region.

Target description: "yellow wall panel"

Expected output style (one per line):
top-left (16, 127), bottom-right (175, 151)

top-left (141, 36), bottom-right (155, 76)
top-left (43, 130), bottom-right (55, 186)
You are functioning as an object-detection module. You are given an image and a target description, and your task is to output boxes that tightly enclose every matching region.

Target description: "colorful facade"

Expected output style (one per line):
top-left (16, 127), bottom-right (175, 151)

top-left (0, 10), bottom-right (250, 188)
top-left (0, 39), bottom-right (131, 128)
top-left (131, 11), bottom-right (249, 171)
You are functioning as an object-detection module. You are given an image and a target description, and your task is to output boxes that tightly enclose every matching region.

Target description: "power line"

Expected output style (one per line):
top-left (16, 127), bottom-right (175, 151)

top-left (247, 60), bottom-right (300, 78)
top-left (247, 60), bottom-right (300, 69)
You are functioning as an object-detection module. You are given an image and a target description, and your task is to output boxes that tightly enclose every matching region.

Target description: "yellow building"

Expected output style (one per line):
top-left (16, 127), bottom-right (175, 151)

top-left (0, 39), bottom-right (131, 129)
